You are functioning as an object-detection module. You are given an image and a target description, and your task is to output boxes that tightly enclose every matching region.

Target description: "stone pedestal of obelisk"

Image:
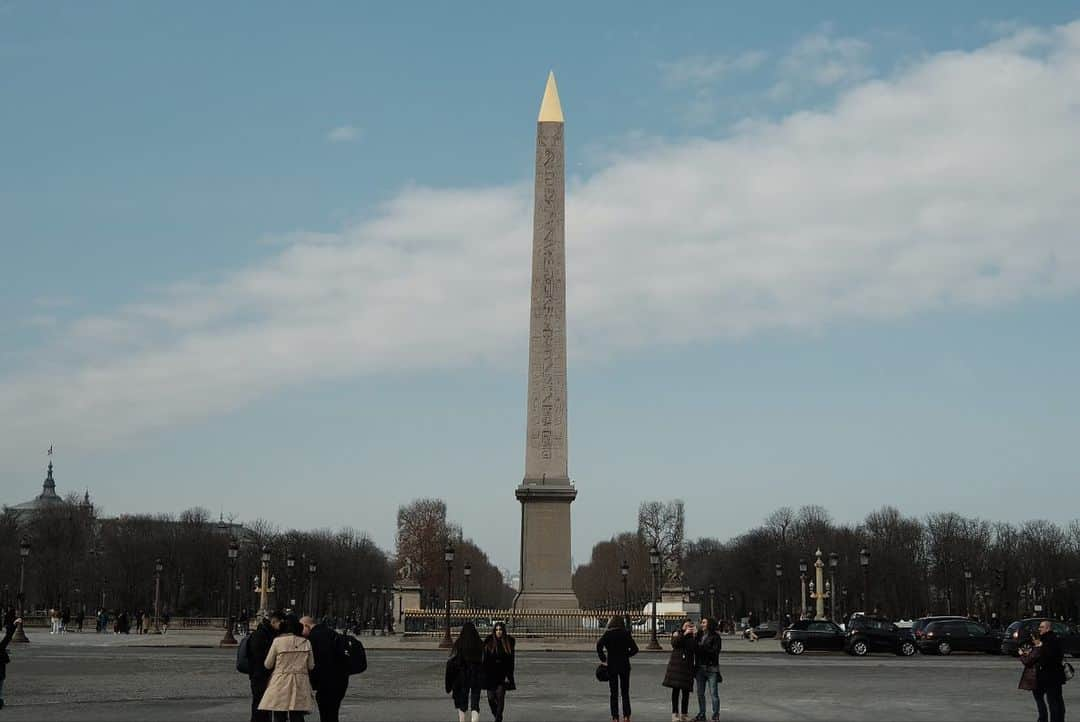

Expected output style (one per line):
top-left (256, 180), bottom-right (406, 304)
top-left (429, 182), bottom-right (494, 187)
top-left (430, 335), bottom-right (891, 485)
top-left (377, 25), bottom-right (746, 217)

top-left (515, 72), bottom-right (580, 610)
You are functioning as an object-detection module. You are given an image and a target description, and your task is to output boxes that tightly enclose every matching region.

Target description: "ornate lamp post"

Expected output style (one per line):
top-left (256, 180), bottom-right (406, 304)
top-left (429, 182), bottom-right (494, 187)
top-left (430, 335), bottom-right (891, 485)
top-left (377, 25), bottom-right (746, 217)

top-left (382, 585), bottom-right (391, 634)
top-left (439, 543), bottom-right (455, 649)
top-left (220, 539), bottom-right (239, 646)
top-left (708, 584), bottom-right (716, 620)
top-left (964, 568), bottom-right (973, 617)
top-left (12, 538), bottom-right (31, 644)
top-left (620, 560), bottom-right (630, 615)
top-left (828, 552), bottom-right (840, 620)
top-left (647, 545), bottom-right (661, 650)
top-left (286, 553), bottom-right (296, 611)
top-left (798, 558), bottom-right (808, 619)
top-left (307, 561), bottom-right (318, 617)
top-left (153, 558), bottom-right (164, 633)
top-left (811, 550), bottom-right (828, 619)
top-left (728, 592), bottom-right (735, 631)
top-left (255, 545), bottom-right (273, 618)
top-left (463, 562), bottom-right (472, 609)
top-left (859, 548), bottom-right (871, 612)
top-left (369, 584), bottom-right (378, 634)
top-left (775, 562), bottom-right (783, 627)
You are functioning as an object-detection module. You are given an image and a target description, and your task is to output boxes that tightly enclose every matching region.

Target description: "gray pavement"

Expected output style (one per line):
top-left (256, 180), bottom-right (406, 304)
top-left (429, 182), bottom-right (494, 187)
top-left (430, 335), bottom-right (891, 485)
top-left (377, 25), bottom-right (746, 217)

top-left (2, 633), bottom-right (1074, 720)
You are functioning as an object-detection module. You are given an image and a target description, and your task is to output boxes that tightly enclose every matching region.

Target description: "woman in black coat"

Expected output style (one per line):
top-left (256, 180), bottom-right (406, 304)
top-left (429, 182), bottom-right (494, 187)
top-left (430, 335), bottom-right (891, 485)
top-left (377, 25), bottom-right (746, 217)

top-left (597, 615), bottom-right (639, 722)
top-left (481, 622), bottom-right (516, 722)
top-left (662, 620), bottom-right (696, 722)
top-left (445, 621), bottom-right (484, 722)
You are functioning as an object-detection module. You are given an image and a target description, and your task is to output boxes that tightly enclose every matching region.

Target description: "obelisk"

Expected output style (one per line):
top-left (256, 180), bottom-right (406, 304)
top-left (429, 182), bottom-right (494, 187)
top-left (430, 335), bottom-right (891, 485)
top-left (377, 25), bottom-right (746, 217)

top-left (515, 72), bottom-right (580, 610)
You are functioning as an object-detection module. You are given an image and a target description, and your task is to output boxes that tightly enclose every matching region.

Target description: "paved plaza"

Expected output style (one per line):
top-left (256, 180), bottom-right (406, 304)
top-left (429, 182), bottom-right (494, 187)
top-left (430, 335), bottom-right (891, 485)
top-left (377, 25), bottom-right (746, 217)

top-left (2, 632), bottom-right (1073, 720)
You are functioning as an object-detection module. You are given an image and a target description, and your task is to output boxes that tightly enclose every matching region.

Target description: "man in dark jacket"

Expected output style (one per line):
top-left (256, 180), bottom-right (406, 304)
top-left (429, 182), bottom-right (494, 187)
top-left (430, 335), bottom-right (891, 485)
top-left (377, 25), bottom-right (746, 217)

top-left (597, 616), bottom-right (639, 722)
top-left (247, 611), bottom-right (283, 722)
top-left (694, 617), bottom-right (722, 721)
top-left (1025, 620), bottom-right (1067, 722)
top-left (302, 615), bottom-right (350, 722)
top-left (0, 609), bottom-right (19, 710)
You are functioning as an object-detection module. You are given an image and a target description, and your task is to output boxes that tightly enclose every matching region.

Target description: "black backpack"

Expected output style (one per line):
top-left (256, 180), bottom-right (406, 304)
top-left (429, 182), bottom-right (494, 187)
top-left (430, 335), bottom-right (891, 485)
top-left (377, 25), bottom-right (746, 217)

top-left (338, 633), bottom-right (367, 675)
top-left (236, 635), bottom-right (252, 674)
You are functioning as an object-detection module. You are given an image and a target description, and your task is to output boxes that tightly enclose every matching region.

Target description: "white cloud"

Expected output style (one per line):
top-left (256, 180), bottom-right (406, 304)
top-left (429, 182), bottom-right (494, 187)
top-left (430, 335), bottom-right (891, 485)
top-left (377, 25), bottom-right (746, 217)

top-left (3, 21), bottom-right (1080, 455)
top-left (771, 25), bottom-right (873, 99)
top-left (660, 50), bottom-right (768, 86)
top-left (326, 125), bottom-right (361, 142)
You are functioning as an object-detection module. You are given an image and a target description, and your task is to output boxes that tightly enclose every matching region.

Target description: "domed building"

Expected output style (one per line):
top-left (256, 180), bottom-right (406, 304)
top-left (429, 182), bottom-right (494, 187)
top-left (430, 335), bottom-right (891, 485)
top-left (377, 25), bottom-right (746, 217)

top-left (7, 461), bottom-right (92, 521)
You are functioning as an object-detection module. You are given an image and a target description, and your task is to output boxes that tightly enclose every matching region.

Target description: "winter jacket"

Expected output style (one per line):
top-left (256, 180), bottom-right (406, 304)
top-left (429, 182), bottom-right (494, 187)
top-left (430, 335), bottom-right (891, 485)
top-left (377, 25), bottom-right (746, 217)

top-left (597, 628), bottom-right (639, 674)
top-left (0, 621), bottom-right (15, 680)
top-left (258, 633), bottom-right (315, 712)
top-left (662, 630), bottom-right (695, 690)
top-left (247, 619), bottom-right (277, 684)
top-left (1035, 632), bottom-right (1067, 689)
top-left (481, 635), bottom-right (516, 690)
top-left (694, 630), bottom-right (722, 668)
top-left (307, 623), bottom-right (349, 692)
top-left (445, 654), bottom-right (483, 709)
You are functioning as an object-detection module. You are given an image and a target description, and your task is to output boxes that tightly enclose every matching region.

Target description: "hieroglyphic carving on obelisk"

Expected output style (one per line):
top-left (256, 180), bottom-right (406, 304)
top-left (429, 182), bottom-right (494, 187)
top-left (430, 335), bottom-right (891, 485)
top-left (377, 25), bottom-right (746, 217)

top-left (515, 72), bottom-right (579, 610)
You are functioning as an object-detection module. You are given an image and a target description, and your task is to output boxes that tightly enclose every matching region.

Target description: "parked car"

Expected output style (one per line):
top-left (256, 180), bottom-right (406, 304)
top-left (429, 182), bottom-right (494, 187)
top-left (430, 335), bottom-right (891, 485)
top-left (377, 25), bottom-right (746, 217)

top-left (1001, 618), bottom-right (1080, 657)
top-left (743, 620), bottom-right (782, 640)
top-left (917, 619), bottom-right (1001, 655)
top-left (781, 619), bottom-right (846, 655)
top-left (911, 616), bottom-right (969, 643)
top-left (845, 615), bottom-right (917, 656)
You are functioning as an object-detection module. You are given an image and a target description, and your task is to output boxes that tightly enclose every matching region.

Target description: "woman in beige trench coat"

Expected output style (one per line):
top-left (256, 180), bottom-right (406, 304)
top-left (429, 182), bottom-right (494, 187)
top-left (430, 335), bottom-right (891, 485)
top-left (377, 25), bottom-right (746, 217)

top-left (259, 615), bottom-right (315, 721)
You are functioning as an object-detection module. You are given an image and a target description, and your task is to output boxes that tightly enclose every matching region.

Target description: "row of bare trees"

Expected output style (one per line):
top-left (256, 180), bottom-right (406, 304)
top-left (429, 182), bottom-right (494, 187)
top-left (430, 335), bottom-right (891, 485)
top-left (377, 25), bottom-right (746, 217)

top-left (0, 501), bottom-right (393, 620)
top-left (573, 502), bottom-right (1080, 625)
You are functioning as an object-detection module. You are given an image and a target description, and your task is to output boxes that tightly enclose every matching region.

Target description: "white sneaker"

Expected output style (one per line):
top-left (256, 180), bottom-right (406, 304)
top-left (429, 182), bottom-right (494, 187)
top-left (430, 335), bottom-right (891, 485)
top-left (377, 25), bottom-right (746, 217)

top-left (470, 712), bottom-right (480, 722)
top-left (457, 711), bottom-right (466, 722)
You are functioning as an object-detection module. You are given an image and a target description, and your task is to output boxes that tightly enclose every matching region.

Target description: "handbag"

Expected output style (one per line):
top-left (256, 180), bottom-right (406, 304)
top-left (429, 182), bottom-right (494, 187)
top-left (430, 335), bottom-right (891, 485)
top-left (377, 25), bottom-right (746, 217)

top-left (595, 664), bottom-right (610, 682)
top-left (1064, 661), bottom-right (1075, 683)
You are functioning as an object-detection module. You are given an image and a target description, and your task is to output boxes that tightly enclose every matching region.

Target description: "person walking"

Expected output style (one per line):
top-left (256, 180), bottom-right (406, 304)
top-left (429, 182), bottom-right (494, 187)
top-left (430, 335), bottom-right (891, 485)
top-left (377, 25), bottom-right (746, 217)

top-left (75, 609), bottom-right (85, 633)
top-left (1019, 620), bottom-right (1067, 722)
top-left (259, 614), bottom-right (314, 721)
top-left (663, 620), bottom-right (696, 722)
top-left (161, 612), bottom-right (171, 635)
top-left (482, 621), bottom-right (516, 722)
top-left (445, 621), bottom-right (483, 722)
top-left (597, 615), bottom-right (639, 722)
top-left (248, 611), bottom-right (284, 722)
top-left (692, 617), bottom-right (722, 721)
top-left (300, 615), bottom-right (350, 722)
top-left (61, 607), bottom-right (70, 634)
top-left (0, 609), bottom-right (19, 710)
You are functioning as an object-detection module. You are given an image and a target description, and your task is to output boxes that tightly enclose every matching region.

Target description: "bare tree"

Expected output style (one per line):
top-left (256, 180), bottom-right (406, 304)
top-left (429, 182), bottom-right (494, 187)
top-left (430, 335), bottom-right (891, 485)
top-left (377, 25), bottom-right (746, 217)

top-left (637, 500), bottom-right (685, 586)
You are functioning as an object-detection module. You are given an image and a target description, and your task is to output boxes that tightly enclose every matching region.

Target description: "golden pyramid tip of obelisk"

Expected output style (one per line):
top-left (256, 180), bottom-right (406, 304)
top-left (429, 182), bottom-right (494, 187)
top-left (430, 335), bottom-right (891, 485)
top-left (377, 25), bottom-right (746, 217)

top-left (538, 71), bottom-right (564, 123)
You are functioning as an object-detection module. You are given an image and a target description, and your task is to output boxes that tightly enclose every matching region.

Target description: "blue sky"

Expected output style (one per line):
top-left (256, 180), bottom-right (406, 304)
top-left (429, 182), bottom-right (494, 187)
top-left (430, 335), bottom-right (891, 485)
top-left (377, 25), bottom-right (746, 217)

top-left (2, 2), bottom-right (1079, 573)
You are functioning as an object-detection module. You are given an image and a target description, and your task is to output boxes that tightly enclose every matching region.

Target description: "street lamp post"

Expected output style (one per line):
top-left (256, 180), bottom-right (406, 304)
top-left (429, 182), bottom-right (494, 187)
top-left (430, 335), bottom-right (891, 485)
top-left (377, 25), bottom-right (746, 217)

top-left (153, 558), bottom-right (164, 634)
top-left (620, 560), bottom-right (629, 622)
top-left (646, 545), bottom-right (661, 650)
top-left (369, 584), bottom-right (378, 634)
top-left (708, 584), bottom-right (716, 620)
top-left (254, 546), bottom-right (275, 619)
top-left (964, 568), bottom-right (973, 617)
top-left (439, 543), bottom-right (455, 649)
top-left (775, 562), bottom-right (783, 627)
top-left (12, 538), bottom-right (31, 644)
top-left (828, 552), bottom-right (839, 621)
top-left (463, 562), bottom-right (472, 609)
top-left (286, 553), bottom-right (296, 611)
top-left (859, 548), bottom-right (871, 613)
top-left (307, 561), bottom-right (318, 617)
top-left (799, 558), bottom-right (808, 619)
top-left (382, 585), bottom-right (391, 634)
top-left (220, 539), bottom-right (239, 646)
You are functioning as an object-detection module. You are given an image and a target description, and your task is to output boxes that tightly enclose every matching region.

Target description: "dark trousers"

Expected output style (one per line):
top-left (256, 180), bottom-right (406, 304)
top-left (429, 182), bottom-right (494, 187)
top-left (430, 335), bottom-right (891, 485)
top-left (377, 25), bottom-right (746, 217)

top-left (316, 684), bottom-right (347, 722)
top-left (671, 687), bottom-right (690, 715)
top-left (1033, 685), bottom-right (1065, 722)
top-left (487, 685), bottom-right (507, 722)
top-left (454, 686), bottom-right (481, 712)
top-left (608, 669), bottom-right (631, 719)
top-left (270, 713), bottom-right (305, 722)
top-left (250, 678), bottom-right (271, 722)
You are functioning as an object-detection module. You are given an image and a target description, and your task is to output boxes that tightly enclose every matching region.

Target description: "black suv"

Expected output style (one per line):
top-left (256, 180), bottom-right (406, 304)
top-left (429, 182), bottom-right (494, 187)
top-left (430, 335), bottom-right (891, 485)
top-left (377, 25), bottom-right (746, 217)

top-left (845, 615), bottom-right (917, 656)
top-left (781, 619), bottom-right (845, 655)
top-left (918, 619), bottom-right (1001, 655)
top-left (1001, 618), bottom-right (1080, 657)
